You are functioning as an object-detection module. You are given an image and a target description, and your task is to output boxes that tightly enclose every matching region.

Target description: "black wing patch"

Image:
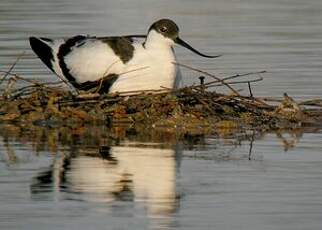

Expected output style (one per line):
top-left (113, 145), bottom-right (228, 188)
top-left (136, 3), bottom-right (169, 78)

top-left (100, 37), bottom-right (134, 63)
top-left (78, 74), bottom-right (119, 94)
top-left (29, 37), bottom-right (55, 71)
top-left (57, 35), bottom-right (136, 93)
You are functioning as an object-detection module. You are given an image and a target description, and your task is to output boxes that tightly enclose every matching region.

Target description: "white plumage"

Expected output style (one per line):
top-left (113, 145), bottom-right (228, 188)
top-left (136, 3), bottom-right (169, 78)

top-left (29, 19), bottom-right (218, 93)
top-left (109, 30), bottom-right (178, 92)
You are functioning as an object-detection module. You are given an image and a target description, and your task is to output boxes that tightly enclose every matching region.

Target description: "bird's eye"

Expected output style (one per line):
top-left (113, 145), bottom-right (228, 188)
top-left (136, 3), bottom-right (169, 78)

top-left (160, 26), bottom-right (168, 33)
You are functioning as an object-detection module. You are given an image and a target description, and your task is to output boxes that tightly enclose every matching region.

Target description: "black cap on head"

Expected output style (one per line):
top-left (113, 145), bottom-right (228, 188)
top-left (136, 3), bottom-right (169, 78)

top-left (149, 19), bottom-right (221, 58)
top-left (148, 19), bottom-right (179, 40)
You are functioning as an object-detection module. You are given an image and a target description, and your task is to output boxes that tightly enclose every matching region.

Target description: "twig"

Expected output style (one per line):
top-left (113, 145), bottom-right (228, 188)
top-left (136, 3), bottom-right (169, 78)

top-left (0, 52), bottom-right (25, 85)
top-left (299, 99), bottom-right (322, 107)
top-left (58, 97), bottom-right (123, 106)
top-left (6, 75), bottom-right (64, 99)
top-left (206, 77), bottom-right (263, 87)
top-left (95, 60), bottom-right (121, 93)
top-left (113, 88), bottom-right (170, 97)
top-left (0, 70), bottom-right (63, 85)
top-left (260, 97), bottom-right (284, 103)
top-left (219, 71), bottom-right (266, 82)
top-left (14, 75), bottom-right (64, 88)
top-left (248, 82), bottom-right (253, 97)
top-left (174, 62), bottom-right (241, 96)
top-left (117, 66), bottom-right (150, 77)
top-left (200, 71), bottom-right (266, 88)
top-left (51, 72), bottom-right (76, 93)
top-left (82, 65), bottom-right (150, 93)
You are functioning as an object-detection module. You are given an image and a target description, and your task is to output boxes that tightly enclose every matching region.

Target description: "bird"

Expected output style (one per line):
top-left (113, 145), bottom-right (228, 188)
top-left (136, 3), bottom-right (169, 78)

top-left (29, 18), bottom-right (220, 94)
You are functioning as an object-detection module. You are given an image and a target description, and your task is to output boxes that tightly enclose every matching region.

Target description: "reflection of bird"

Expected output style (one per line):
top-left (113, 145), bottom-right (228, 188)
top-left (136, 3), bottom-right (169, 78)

top-left (31, 142), bottom-right (179, 216)
top-left (29, 19), bottom-right (219, 93)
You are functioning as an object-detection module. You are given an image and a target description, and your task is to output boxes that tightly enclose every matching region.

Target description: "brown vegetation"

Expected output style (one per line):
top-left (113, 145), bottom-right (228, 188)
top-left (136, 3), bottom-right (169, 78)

top-left (1, 61), bottom-right (322, 132)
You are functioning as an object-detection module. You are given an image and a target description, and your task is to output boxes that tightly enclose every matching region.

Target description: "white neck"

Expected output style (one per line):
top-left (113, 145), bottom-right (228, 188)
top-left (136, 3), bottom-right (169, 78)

top-left (144, 30), bottom-right (174, 50)
top-left (108, 29), bottom-right (179, 93)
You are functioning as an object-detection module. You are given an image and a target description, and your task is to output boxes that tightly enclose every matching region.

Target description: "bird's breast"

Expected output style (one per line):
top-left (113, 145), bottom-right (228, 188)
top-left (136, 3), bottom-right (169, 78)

top-left (109, 45), bottom-right (178, 93)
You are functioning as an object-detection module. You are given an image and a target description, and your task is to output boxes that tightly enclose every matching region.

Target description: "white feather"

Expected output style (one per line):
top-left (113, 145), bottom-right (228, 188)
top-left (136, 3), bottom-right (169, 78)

top-left (64, 39), bottom-right (125, 83)
top-left (109, 30), bottom-right (179, 93)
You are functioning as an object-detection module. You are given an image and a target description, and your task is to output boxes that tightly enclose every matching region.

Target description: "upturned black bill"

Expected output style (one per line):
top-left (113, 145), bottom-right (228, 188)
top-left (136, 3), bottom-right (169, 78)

top-left (175, 37), bottom-right (221, 58)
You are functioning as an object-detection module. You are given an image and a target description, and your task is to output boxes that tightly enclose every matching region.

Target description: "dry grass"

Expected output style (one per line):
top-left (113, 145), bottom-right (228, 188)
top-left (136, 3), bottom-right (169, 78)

top-left (1, 60), bottom-right (322, 131)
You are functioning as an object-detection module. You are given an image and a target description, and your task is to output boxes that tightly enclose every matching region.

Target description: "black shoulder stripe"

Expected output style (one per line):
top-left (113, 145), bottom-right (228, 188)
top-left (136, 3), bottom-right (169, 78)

top-left (29, 37), bottom-right (54, 71)
top-left (100, 37), bottom-right (134, 63)
top-left (57, 35), bottom-right (87, 86)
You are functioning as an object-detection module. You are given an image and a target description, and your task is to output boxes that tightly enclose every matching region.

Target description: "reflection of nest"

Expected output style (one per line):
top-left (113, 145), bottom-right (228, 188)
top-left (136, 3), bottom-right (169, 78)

top-left (1, 62), bottom-right (322, 130)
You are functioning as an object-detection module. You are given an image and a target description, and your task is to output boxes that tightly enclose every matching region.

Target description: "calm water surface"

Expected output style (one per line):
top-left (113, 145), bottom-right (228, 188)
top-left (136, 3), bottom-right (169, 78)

top-left (0, 126), bottom-right (322, 230)
top-left (0, 0), bottom-right (322, 98)
top-left (0, 0), bottom-right (322, 229)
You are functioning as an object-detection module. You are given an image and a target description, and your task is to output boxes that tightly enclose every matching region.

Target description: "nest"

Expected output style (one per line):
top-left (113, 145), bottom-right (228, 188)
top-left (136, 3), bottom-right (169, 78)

top-left (1, 60), bottom-right (322, 131)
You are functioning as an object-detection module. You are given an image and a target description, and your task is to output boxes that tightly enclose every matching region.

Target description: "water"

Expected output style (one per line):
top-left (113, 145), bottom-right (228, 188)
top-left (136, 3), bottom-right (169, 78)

top-left (0, 126), bottom-right (322, 230)
top-left (1, 0), bottom-right (322, 98)
top-left (0, 0), bottom-right (322, 229)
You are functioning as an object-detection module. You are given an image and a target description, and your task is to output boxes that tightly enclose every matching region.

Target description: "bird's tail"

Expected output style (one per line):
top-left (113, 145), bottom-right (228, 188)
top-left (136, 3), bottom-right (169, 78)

top-left (29, 37), bottom-right (55, 71)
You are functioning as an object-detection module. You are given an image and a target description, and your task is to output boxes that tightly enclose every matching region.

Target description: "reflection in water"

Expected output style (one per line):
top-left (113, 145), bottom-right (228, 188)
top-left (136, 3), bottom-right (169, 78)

top-left (27, 129), bottom-right (181, 218)
top-left (275, 129), bottom-right (304, 151)
top-left (31, 145), bottom-right (179, 216)
top-left (0, 124), bottom-right (321, 229)
top-left (0, 124), bottom-right (319, 165)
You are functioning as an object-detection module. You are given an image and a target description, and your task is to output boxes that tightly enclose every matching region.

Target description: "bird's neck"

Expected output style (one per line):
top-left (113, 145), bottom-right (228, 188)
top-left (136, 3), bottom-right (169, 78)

top-left (144, 30), bottom-right (174, 50)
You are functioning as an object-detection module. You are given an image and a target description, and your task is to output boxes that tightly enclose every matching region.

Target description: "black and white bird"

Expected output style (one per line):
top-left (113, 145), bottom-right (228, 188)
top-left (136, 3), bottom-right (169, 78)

top-left (29, 19), bottom-right (219, 93)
